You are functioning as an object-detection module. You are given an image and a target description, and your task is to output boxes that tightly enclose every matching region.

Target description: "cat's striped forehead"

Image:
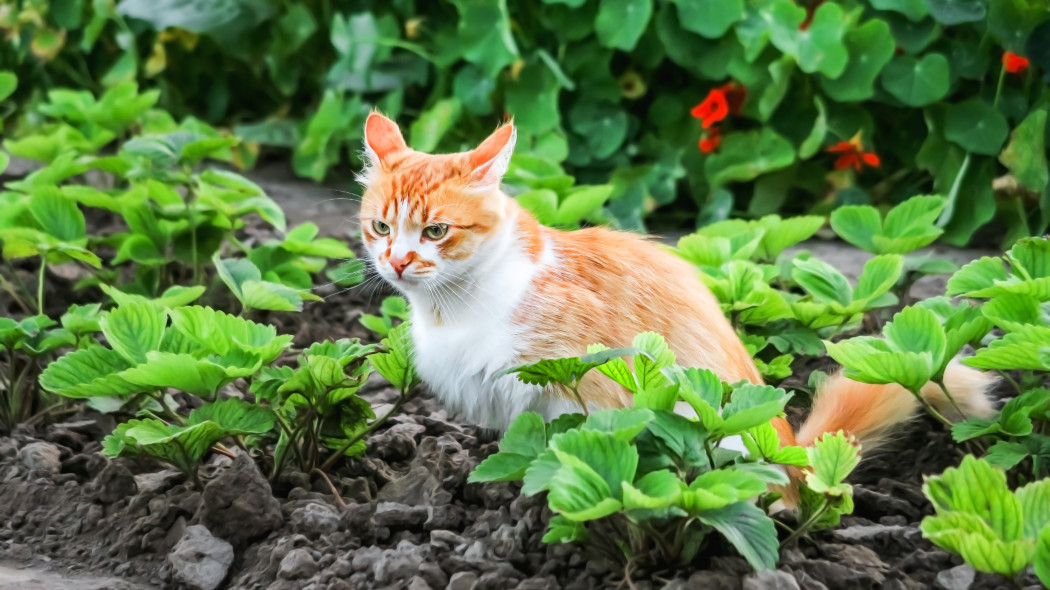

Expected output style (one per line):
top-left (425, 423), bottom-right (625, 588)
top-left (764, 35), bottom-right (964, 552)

top-left (363, 153), bottom-right (492, 226)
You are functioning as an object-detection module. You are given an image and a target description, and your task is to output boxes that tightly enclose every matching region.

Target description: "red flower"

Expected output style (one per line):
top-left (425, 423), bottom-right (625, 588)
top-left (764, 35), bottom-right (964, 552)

top-left (699, 127), bottom-right (722, 154)
top-left (1003, 51), bottom-right (1030, 74)
top-left (827, 135), bottom-right (880, 171)
top-left (690, 82), bottom-right (747, 129)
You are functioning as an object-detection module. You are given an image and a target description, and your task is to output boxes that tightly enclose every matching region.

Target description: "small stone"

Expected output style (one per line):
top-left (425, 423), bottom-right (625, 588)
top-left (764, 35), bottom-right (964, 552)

top-left (830, 524), bottom-right (915, 544)
top-left (686, 571), bottom-right (742, 590)
top-left (447, 571), bottom-right (479, 590)
top-left (88, 462), bottom-right (138, 503)
top-left (134, 470), bottom-right (182, 495)
top-left (18, 442), bottom-right (61, 473)
top-left (935, 565), bottom-right (975, 590)
top-left (744, 571), bottom-right (801, 590)
top-left (290, 502), bottom-right (341, 537)
top-left (373, 542), bottom-right (427, 584)
top-left (197, 454), bottom-right (283, 546)
top-left (407, 576), bottom-right (434, 590)
top-left (329, 557), bottom-right (352, 577)
top-left (377, 464), bottom-right (442, 504)
top-left (420, 562), bottom-right (449, 588)
top-left (168, 525), bottom-right (234, 590)
top-left (373, 502), bottom-right (428, 528)
top-left (796, 560), bottom-right (877, 590)
top-left (278, 548), bottom-right (318, 580)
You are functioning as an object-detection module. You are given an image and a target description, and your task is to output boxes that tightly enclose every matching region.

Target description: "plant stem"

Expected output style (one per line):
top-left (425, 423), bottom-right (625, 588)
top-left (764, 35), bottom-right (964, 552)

top-left (36, 259), bottom-right (46, 314)
top-left (782, 499), bottom-right (830, 547)
top-left (569, 382), bottom-right (590, 417)
top-left (318, 387), bottom-right (416, 473)
top-left (932, 378), bottom-right (965, 418)
top-left (909, 387), bottom-right (955, 429)
top-left (5, 260), bottom-right (34, 311)
top-left (310, 468), bottom-right (347, 509)
top-left (996, 370), bottom-right (1023, 394)
top-left (0, 273), bottom-right (31, 314)
top-left (149, 391), bottom-right (186, 426)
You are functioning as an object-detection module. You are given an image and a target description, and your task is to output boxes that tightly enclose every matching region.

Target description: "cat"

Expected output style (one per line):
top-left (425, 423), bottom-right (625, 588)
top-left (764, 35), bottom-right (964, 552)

top-left (356, 112), bottom-right (995, 502)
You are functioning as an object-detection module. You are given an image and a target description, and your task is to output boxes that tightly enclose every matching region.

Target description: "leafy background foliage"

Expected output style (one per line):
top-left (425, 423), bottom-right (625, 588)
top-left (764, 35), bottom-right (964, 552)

top-left (2, 0), bottom-right (1048, 242)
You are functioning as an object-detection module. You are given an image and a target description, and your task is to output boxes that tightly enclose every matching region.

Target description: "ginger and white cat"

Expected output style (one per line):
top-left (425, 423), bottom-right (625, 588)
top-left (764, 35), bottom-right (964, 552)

top-left (357, 113), bottom-right (994, 496)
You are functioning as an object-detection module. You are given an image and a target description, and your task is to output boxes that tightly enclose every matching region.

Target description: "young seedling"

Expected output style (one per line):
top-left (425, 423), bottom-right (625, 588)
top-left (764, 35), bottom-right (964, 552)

top-left (359, 296), bottom-right (410, 337)
top-left (921, 455), bottom-right (1050, 588)
top-left (472, 332), bottom-right (841, 573)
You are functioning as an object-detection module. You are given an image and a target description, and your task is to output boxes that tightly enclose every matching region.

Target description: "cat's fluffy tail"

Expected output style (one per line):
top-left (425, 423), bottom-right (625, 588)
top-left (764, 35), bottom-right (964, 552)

top-left (772, 361), bottom-right (996, 508)
top-left (792, 361), bottom-right (996, 449)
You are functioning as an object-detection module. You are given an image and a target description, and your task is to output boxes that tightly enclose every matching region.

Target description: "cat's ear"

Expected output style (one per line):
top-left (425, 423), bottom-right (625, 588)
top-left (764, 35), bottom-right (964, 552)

top-left (363, 112), bottom-right (408, 169)
top-left (468, 122), bottom-right (516, 188)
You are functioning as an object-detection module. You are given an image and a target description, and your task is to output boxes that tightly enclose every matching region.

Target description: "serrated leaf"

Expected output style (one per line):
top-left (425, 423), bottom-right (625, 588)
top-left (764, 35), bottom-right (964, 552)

top-left (582, 408), bottom-right (654, 441)
top-left (720, 384), bottom-right (792, 435)
top-left (806, 431), bottom-right (860, 496)
top-left (697, 501), bottom-right (779, 571)
top-left (792, 257), bottom-right (852, 307)
top-left (121, 352), bottom-right (232, 397)
top-left (370, 322), bottom-right (419, 392)
top-left (923, 455), bottom-right (1024, 543)
top-left (39, 346), bottom-right (141, 398)
top-left (551, 428), bottom-right (638, 502)
top-left (188, 398), bottom-right (275, 435)
top-left (99, 303), bottom-right (167, 365)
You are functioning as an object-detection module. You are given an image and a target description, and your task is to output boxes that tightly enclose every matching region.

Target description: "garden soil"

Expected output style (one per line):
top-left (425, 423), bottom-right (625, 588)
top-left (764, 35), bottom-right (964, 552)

top-left (0, 161), bottom-right (1031, 590)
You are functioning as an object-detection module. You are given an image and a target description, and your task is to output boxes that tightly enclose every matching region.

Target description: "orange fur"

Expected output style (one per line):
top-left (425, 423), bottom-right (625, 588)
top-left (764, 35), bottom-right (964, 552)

top-left (358, 114), bottom-right (996, 509)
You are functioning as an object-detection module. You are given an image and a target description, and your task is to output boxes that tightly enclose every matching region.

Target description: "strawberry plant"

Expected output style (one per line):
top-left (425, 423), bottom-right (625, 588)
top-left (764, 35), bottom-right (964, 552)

top-left (0, 81), bottom-right (362, 310)
top-left (921, 455), bottom-right (1050, 587)
top-left (358, 296), bottom-right (410, 338)
top-left (470, 332), bottom-right (859, 571)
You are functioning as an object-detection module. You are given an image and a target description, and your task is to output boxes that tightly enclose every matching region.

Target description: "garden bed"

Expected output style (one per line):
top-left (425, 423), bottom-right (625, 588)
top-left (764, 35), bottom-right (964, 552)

top-left (0, 167), bottom-right (1032, 590)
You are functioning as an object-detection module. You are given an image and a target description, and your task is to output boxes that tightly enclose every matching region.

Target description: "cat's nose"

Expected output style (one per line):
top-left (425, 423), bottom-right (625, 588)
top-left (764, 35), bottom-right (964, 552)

top-left (388, 252), bottom-right (415, 278)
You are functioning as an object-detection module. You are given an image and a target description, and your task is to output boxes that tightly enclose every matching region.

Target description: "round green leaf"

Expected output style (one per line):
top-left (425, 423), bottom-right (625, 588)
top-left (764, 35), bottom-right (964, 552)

top-left (820, 19), bottom-right (896, 102)
top-left (943, 100), bottom-right (1009, 156)
top-left (0, 71), bottom-right (16, 102)
top-left (870, 0), bottom-right (928, 21)
top-left (999, 108), bottom-right (1048, 192)
top-left (595, 0), bottom-right (652, 50)
top-left (674, 0), bottom-right (744, 39)
top-left (704, 129), bottom-right (796, 187)
top-left (880, 54), bottom-right (951, 107)
top-left (925, 0), bottom-right (987, 25)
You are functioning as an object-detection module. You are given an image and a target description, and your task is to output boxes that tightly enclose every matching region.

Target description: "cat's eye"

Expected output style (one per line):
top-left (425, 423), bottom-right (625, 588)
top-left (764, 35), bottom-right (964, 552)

top-left (372, 220), bottom-right (390, 235)
top-left (423, 224), bottom-right (448, 240)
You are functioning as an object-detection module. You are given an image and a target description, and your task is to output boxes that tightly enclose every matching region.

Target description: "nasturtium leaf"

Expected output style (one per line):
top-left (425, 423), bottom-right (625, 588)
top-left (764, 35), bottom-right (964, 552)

top-left (820, 19), bottom-right (896, 102)
top-left (0, 71), bottom-right (16, 102)
top-left (447, 0), bottom-right (519, 78)
top-left (999, 109), bottom-right (1048, 193)
top-left (871, 0), bottom-right (928, 21)
top-left (705, 128), bottom-right (796, 187)
top-left (925, 0), bottom-right (987, 25)
top-left (516, 189), bottom-right (559, 226)
top-left (674, 0), bottom-right (744, 39)
top-left (880, 54), bottom-right (950, 107)
top-left (555, 185), bottom-right (614, 228)
top-left (944, 99), bottom-right (1010, 156)
top-left (595, 0), bottom-right (652, 50)
top-left (410, 98), bottom-right (462, 153)
top-left (697, 501), bottom-right (779, 571)
top-left (798, 97), bottom-right (828, 159)
top-left (99, 303), bottom-right (167, 365)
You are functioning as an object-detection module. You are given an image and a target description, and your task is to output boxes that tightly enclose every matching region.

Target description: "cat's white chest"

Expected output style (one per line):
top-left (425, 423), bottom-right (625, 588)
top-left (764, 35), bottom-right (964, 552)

top-left (411, 312), bottom-right (538, 430)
